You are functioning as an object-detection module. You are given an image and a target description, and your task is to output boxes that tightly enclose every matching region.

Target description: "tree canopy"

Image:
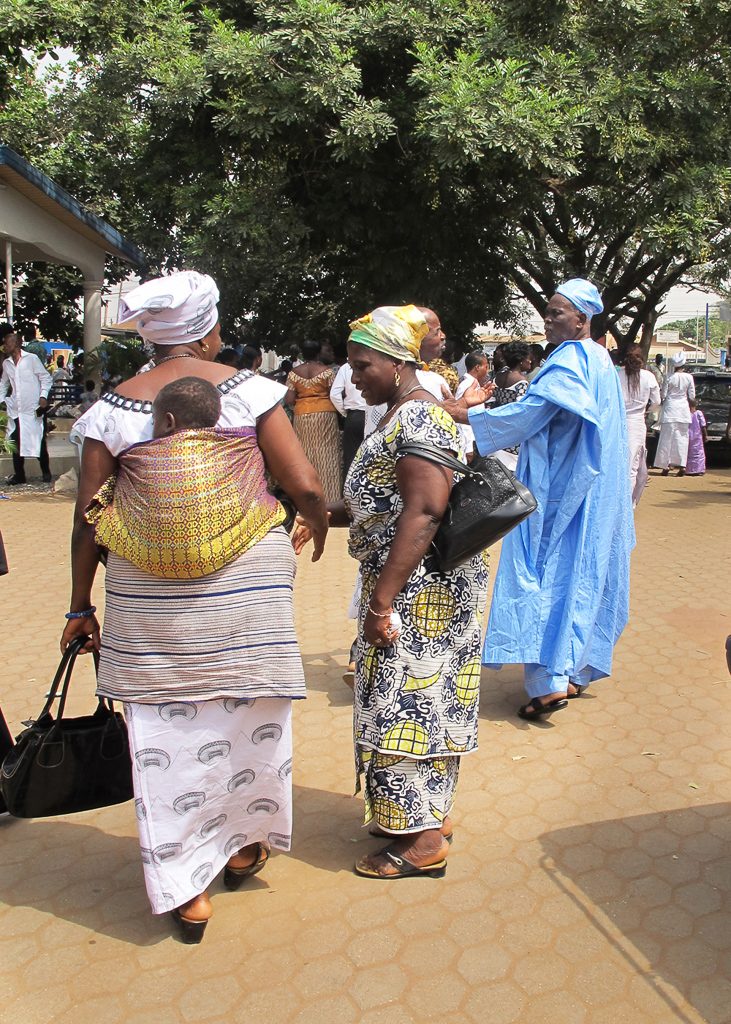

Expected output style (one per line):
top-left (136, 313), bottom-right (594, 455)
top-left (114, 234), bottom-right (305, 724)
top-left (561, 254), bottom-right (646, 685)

top-left (2, 0), bottom-right (731, 352)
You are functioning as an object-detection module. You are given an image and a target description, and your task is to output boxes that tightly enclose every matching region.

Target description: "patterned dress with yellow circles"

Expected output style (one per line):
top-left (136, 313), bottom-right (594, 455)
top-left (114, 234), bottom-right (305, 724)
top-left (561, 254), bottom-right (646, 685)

top-left (344, 400), bottom-right (490, 834)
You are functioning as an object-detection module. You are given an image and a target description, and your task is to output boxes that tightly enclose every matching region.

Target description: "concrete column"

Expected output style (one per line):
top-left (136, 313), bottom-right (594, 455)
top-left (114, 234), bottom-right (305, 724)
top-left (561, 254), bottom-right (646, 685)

top-left (4, 240), bottom-right (13, 321)
top-left (82, 279), bottom-right (104, 357)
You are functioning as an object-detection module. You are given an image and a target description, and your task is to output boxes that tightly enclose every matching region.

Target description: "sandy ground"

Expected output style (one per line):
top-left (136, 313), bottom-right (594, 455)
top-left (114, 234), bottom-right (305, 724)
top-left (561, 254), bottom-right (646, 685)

top-left (0, 466), bottom-right (729, 1024)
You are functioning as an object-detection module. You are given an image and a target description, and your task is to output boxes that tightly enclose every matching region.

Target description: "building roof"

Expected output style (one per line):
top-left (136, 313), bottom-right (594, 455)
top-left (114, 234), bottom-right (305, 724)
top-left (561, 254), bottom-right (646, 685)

top-left (0, 146), bottom-right (144, 266)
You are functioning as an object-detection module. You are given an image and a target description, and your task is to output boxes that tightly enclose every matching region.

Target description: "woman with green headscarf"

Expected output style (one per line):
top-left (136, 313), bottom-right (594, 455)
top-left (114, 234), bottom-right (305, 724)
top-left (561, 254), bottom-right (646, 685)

top-left (294, 306), bottom-right (489, 879)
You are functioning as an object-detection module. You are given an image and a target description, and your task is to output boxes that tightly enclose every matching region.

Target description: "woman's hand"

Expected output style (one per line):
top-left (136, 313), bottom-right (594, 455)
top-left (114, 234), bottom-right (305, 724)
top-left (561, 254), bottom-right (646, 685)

top-left (291, 516), bottom-right (313, 556)
top-left (60, 614), bottom-right (101, 654)
top-left (292, 513), bottom-right (329, 561)
top-left (363, 607), bottom-right (399, 648)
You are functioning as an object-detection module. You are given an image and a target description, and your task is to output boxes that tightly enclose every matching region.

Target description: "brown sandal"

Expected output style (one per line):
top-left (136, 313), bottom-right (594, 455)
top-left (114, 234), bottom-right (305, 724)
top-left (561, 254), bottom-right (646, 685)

top-left (355, 845), bottom-right (447, 879)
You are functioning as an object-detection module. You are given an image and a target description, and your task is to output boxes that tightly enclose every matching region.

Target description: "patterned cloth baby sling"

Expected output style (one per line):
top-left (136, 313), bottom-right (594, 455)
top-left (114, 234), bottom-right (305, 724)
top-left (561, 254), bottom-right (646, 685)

top-left (85, 428), bottom-right (286, 579)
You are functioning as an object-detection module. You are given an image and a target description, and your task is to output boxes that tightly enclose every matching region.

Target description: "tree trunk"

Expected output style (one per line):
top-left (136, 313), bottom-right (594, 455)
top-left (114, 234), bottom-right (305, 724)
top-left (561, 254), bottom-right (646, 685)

top-left (639, 310), bottom-right (659, 359)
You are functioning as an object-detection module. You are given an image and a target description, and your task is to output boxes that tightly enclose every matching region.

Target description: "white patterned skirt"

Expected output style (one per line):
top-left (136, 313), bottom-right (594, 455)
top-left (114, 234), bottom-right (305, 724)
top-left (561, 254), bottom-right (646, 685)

top-left (125, 696), bottom-right (292, 914)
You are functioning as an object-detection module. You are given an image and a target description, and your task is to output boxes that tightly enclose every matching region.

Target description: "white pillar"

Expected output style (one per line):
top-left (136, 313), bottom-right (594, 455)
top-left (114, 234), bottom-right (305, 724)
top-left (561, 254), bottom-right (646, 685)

top-left (4, 240), bottom-right (13, 321)
top-left (82, 279), bottom-right (103, 357)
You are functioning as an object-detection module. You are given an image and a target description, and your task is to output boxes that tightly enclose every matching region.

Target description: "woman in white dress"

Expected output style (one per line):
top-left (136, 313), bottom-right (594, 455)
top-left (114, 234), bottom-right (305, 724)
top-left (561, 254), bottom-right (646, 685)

top-left (653, 351), bottom-right (695, 475)
top-left (61, 272), bottom-right (328, 942)
top-left (617, 344), bottom-right (661, 507)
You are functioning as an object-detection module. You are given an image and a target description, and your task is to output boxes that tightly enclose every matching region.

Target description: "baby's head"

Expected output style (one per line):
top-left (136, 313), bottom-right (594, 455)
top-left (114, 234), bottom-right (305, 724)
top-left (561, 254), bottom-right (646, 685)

top-left (152, 377), bottom-right (221, 439)
top-left (689, 398), bottom-right (698, 412)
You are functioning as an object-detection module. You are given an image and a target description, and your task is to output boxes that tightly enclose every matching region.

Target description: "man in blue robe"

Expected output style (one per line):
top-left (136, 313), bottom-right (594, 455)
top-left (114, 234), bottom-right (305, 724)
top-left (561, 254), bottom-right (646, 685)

top-left (445, 279), bottom-right (634, 720)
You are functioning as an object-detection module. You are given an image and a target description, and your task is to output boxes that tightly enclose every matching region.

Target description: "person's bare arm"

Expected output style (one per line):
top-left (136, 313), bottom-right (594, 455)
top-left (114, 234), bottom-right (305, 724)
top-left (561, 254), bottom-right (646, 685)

top-left (364, 455), bottom-right (451, 646)
top-left (257, 404), bottom-right (329, 560)
top-left (60, 438), bottom-right (117, 652)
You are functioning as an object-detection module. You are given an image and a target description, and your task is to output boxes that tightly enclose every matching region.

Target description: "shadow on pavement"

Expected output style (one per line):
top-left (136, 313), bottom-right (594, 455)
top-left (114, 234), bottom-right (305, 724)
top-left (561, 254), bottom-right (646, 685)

top-left (540, 804), bottom-right (731, 1024)
top-left (652, 486), bottom-right (731, 510)
top-left (0, 781), bottom-right (365, 945)
top-left (477, 665), bottom-right (598, 729)
top-left (289, 782), bottom-right (367, 873)
top-left (0, 814), bottom-right (169, 946)
top-left (301, 648), bottom-right (355, 707)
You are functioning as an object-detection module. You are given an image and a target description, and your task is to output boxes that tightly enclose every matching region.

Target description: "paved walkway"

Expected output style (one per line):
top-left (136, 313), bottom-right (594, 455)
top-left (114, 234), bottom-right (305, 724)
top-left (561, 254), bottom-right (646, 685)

top-left (1, 468), bottom-right (729, 1024)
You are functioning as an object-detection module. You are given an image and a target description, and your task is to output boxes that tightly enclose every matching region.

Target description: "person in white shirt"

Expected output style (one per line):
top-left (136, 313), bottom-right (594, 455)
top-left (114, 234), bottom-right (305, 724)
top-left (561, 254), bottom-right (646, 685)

top-left (455, 351), bottom-right (489, 460)
top-left (645, 354), bottom-right (665, 427)
top-left (525, 343), bottom-right (546, 382)
top-left (78, 379), bottom-right (100, 413)
top-left (617, 343), bottom-right (661, 506)
top-left (648, 353), bottom-right (665, 389)
top-left (329, 360), bottom-right (368, 476)
top-left (653, 351), bottom-right (695, 475)
top-left (0, 324), bottom-right (53, 484)
top-left (51, 355), bottom-right (71, 384)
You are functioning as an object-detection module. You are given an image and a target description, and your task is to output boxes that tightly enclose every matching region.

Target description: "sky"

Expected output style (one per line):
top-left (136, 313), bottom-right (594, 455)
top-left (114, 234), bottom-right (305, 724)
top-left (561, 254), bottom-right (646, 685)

top-left (476, 283), bottom-right (727, 337)
top-left (654, 284), bottom-right (726, 326)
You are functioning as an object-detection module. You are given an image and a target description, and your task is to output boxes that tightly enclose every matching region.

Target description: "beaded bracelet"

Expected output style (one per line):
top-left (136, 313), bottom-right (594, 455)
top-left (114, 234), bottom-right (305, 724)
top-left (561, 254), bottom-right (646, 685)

top-left (64, 607), bottom-right (97, 620)
top-left (366, 602), bottom-right (392, 618)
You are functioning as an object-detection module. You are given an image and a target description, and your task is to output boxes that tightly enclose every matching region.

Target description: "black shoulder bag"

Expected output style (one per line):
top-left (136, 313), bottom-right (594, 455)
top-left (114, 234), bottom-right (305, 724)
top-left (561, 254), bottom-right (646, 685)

top-left (0, 637), bottom-right (133, 818)
top-left (398, 443), bottom-right (538, 571)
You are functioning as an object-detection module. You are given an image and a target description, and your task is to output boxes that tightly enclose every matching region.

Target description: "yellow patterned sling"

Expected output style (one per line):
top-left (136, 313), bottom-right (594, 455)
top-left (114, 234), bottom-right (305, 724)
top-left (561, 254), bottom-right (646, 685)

top-left (85, 428), bottom-right (286, 579)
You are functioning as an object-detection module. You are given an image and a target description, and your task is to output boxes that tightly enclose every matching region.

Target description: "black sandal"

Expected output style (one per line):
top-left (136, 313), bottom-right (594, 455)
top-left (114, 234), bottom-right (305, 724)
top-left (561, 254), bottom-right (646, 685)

top-left (171, 908), bottom-right (209, 944)
top-left (223, 842), bottom-right (269, 890)
top-left (355, 844), bottom-right (447, 879)
top-left (567, 685), bottom-right (584, 700)
top-left (517, 696), bottom-right (569, 720)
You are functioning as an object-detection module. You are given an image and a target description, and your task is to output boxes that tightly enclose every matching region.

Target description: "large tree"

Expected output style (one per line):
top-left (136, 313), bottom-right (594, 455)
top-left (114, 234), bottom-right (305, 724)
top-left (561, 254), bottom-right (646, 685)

top-left (2, 0), bottom-right (731, 351)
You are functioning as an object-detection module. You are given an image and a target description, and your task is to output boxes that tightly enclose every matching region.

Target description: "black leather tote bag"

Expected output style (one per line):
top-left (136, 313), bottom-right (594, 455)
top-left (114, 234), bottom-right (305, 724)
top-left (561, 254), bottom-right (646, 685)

top-left (398, 443), bottom-right (537, 571)
top-left (0, 637), bottom-right (133, 818)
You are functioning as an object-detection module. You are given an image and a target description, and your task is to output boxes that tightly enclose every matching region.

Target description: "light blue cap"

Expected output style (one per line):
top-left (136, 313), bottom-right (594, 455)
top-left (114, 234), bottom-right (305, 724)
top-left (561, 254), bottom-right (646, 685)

top-left (556, 279), bottom-right (604, 318)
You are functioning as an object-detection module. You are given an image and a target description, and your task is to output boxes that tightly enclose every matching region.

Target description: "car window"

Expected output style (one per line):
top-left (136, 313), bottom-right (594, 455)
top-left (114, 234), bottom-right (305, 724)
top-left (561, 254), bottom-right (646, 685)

top-left (693, 378), bottom-right (731, 401)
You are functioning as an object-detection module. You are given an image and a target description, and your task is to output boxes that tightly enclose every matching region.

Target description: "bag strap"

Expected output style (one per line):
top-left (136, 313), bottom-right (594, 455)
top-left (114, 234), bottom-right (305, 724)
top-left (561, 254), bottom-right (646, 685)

top-left (398, 442), bottom-right (485, 482)
top-left (39, 637), bottom-right (100, 722)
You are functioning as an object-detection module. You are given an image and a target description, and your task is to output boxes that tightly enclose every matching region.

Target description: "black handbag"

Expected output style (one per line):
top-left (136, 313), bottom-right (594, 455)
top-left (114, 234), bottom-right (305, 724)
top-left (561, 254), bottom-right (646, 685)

top-left (399, 443), bottom-right (538, 571)
top-left (0, 637), bottom-right (133, 818)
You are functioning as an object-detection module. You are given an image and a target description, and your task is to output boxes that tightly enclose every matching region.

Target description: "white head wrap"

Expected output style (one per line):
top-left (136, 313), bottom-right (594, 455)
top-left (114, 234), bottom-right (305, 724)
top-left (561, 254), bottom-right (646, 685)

top-left (672, 351), bottom-right (686, 367)
top-left (117, 271), bottom-right (220, 346)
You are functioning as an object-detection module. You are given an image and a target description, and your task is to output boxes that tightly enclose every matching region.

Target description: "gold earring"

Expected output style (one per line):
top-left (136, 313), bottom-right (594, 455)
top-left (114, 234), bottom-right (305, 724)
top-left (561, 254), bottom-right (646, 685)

top-left (394, 371), bottom-right (401, 388)
top-left (200, 341), bottom-right (209, 353)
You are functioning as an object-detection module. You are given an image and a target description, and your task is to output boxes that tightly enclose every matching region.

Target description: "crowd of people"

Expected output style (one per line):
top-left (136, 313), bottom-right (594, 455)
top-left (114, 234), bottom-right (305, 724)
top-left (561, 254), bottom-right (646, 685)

top-left (0, 268), bottom-right (715, 944)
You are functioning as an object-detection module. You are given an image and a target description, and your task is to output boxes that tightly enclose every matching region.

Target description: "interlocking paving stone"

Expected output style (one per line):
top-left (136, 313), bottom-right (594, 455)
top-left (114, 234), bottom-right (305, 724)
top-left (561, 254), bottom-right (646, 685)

top-left (1, 466), bottom-right (729, 1023)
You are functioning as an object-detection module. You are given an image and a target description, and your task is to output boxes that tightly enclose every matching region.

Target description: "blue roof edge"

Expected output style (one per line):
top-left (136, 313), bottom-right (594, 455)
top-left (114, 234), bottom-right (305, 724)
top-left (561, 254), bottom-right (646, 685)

top-left (0, 145), bottom-right (145, 268)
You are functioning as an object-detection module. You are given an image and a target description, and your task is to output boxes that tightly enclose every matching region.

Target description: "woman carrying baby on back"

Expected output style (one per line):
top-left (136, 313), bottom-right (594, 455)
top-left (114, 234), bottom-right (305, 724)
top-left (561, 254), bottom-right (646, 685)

top-left (61, 271), bottom-right (328, 943)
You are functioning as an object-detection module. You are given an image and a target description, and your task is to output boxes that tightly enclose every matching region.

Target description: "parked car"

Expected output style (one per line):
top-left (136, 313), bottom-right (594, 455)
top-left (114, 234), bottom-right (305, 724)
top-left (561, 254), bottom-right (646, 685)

top-left (691, 370), bottom-right (731, 444)
top-left (646, 368), bottom-right (731, 463)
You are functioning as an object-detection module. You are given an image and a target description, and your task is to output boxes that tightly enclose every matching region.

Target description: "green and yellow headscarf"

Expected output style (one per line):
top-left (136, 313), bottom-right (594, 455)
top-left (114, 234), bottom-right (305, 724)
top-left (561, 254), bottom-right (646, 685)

top-left (348, 305), bottom-right (428, 363)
